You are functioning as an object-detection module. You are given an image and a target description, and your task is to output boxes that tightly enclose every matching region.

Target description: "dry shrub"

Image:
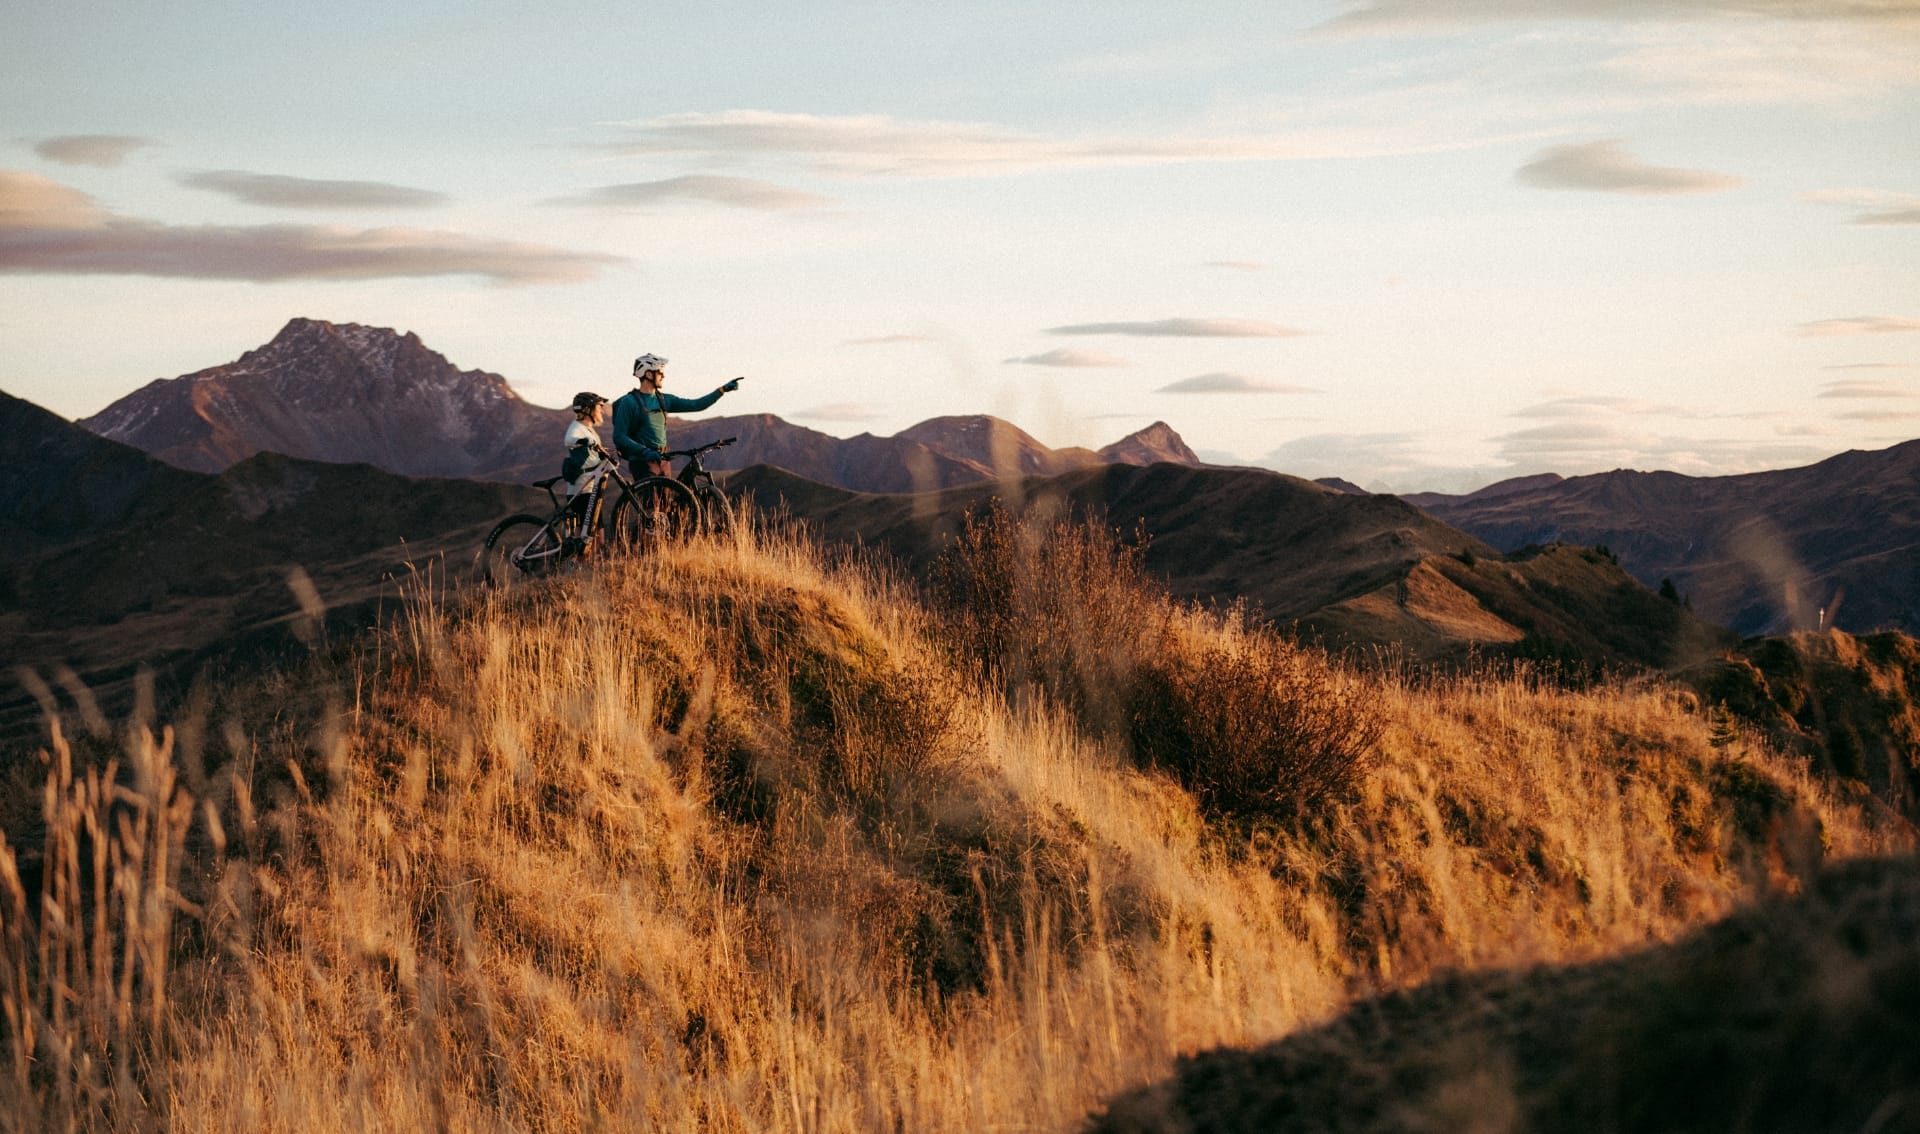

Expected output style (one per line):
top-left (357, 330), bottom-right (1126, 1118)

top-left (932, 501), bottom-right (1164, 732)
top-left (935, 502), bottom-right (1380, 823)
top-left (1129, 624), bottom-right (1382, 825)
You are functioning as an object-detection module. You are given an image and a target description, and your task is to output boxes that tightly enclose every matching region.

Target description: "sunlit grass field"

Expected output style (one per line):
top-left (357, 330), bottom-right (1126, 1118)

top-left (3, 512), bottom-right (1908, 1132)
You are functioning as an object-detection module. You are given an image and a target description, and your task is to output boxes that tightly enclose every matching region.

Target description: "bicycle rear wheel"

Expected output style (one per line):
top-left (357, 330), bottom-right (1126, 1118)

top-left (481, 513), bottom-right (564, 585)
top-left (610, 477), bottom-right (699, 550)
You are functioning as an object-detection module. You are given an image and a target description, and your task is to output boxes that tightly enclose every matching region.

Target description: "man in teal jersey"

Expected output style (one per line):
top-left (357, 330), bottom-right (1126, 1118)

top-left (611, 353), bottom-right (742, 476)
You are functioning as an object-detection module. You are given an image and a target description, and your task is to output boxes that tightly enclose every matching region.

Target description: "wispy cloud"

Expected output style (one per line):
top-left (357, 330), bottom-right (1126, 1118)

top-left (1203, 259), bottom-right (1267, 271)
top-left (548, 174), bottom-right (832, 211)
top-left (1261, 431), bottom-right (1439, 485)
top-left (32, 135), bottom-right (156, 168)
top-left (1832, 408), bottom-right (1920, 421)
top-left (1514, 139), bottom-right (1742, 195)
top-left (1324, 1), bottom-right (1920, 35)
top-left (0, 170), bottom-right (615, 285)
top-left (1159, 372), bottom-right (1319, 394)
top-left (1045, 317), bottom-right (1310, 337)
top-left (1819, 378), bottom-right (1918, 397)
top-left (1490, 419), bottom-right (1830, 474)
top-left (1799, 188), bottom-right (1920, 225)
top-left (179, 170), bottom-right (449, 210)
top-left (591, 109), bottom-right (1447, 179)
top-left (843, 333), bottom-right (934, 346)
top-left (1004, 348), bottom-right (1132, 368)
top-left (791, 402), bottom-right (887, 422)
top-left (1822, 361), bottom-right (1911, 369)
top-left (1796, 315), bottom-right (1920, 336)
top-left (1514, 395), bottom-right (1696, 418)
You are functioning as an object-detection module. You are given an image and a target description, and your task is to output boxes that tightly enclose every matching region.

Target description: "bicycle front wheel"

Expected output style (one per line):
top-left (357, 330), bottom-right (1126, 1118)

top-left (695, 484), bottom-right (733, 537)
top-left (610, 477), bottom-right (700, 551)
top-left (481, 513), bottom-right (564, 585)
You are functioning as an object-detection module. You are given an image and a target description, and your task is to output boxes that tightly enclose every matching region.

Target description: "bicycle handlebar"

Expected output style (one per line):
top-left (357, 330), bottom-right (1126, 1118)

top-left (660, 437), bottom-right (737, 461)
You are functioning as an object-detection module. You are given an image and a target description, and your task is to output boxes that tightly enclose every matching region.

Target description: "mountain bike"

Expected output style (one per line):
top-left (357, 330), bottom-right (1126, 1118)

top-left (478, 438), bottom-right (737, 584)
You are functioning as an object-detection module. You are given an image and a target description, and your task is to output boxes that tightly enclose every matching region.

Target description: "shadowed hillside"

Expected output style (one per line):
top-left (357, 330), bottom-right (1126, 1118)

top-left (727, 462), bottom-right (1731, 670)
top-left (1088, 855), bottom-right (1920, 1133)
top-left (0, 390), bottom-right (202, 557)
top-left (1407, 440), bottom-right (1920, 637)
top-left (2, 514), bottom-right (1907, 1132)
top-left (2, 392), bottom-right (542, 746)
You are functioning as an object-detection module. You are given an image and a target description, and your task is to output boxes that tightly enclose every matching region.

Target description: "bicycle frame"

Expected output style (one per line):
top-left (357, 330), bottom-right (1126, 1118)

top-left (487, 438), bottom-right (737, 581)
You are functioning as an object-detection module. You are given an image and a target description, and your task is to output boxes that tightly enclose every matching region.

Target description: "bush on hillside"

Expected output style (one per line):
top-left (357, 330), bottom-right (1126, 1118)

top-left (933, 502), bottom-right (1381, 823)
top-left (931, 501), bottom-right (1164, 731)
top-left (1128, 626), bottom-right (1382, 824)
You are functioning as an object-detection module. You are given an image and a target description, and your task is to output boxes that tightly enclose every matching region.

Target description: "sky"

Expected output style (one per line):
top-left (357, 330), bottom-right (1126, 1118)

top-left (3, 0), bottom-right (1917, 493)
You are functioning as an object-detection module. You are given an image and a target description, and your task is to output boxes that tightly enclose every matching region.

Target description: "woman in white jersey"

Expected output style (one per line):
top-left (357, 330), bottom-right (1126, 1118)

top-left (562, 391), bottom-right (610, 514)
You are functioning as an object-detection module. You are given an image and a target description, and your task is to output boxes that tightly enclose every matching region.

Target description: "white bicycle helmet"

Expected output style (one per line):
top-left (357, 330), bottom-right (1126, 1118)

top-left (633, 353), bottom-right (668, 374)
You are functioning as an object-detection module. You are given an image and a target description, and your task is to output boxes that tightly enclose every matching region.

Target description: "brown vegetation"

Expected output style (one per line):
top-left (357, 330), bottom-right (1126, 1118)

top-left (2, 516), bottom-right (1910, 1132)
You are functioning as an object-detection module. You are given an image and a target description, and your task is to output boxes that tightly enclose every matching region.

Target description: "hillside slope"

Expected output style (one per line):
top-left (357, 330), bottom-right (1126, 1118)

top-left (0, 389), bottom-right (203, 558)
top-left (2, 391), bottom-right (541, 746)
top-left (728, 462), bottom-right (1730, 669)
top-left (2, 519), bottom-right (1905, 1131)
top-left (1089, 855), bottom-right (1920, 1133)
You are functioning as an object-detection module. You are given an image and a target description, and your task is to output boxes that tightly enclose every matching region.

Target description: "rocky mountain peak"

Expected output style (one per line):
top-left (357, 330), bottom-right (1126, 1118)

top-left (79, 318), bottom-right (556, 477)
top-left (1099, 421), bottom-right (1201, 466)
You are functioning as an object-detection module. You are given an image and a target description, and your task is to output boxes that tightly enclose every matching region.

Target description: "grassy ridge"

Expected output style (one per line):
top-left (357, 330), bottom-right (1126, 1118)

top-left (2, 517), bottom-right (1909, 1132)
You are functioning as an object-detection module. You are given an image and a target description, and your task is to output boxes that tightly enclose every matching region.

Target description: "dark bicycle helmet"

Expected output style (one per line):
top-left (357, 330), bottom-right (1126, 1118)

top-left (570, 391), bottom-right (608, 413)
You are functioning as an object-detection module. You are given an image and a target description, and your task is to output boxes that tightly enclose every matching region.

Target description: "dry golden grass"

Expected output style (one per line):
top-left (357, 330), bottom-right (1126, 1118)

top-left (2, 516), bottom-right (1908, 1132)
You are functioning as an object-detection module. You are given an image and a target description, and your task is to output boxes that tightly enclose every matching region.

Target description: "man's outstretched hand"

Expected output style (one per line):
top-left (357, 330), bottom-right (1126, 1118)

top-left (723, 378), bottom-right (743, 392)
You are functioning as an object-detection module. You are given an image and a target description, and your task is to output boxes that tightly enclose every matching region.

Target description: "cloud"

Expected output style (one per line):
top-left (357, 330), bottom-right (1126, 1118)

top-left (1323, 1), bottom-right (1920, 34)
top-left (791, 402), bottom-right (887, 422)
top-left (592, 109), bottom-right (1439, 179)
top-left (843, 333), bottom-right (933, 346)
top-left (1819, 378), bottom-right (1918, 398)
top-left (1800, 187), bottom-right (1920, 224)
top-left (1004, 348), bottom-right (1132, 368)
top-left (1513, 395), bottom-right (1695, 418)
top-left (1204, 259), bottom-right (1267, 271)
top-left (548, 174), bottom-right (832, 211)
top-left (0, 170), bottom-right (616, 285)
top-left (1514, 139), bottom-right (1742, 195)
top-left (178, 170), bottom-right (449, 210)
top-left (1158, 372), bottom-right (1320, 394)
top-left (32, 135), bottom-right (155, 168)
top-left (1832, 408), bottom-right (1920, 421)
top-left (1796, 315), bottom-right (1920, 336)
top-left (1821, 361), bottom-right (1911, 369)
top-left (1490, 419), bottom-right (1831, 474)
top-left (1044, 317), bottom-right (1311, 337)
top-left (1260, 431), bottom-right (1439, 484)
top-left (1853, 207), bottom-right (1920, 225)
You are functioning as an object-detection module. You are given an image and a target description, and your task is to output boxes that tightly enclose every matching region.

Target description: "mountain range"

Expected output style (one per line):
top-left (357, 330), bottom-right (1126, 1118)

top-left (15, 315), bottom-right (1917, 680)
top-left (80, 318), bottom-right (1201, 492)
top-left (1407, 444), bottom-right (1920, 637)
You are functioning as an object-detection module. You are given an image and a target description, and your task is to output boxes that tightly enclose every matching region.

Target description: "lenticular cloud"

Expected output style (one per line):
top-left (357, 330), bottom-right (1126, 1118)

top-left (0, 170), bottom-right (616, 285)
